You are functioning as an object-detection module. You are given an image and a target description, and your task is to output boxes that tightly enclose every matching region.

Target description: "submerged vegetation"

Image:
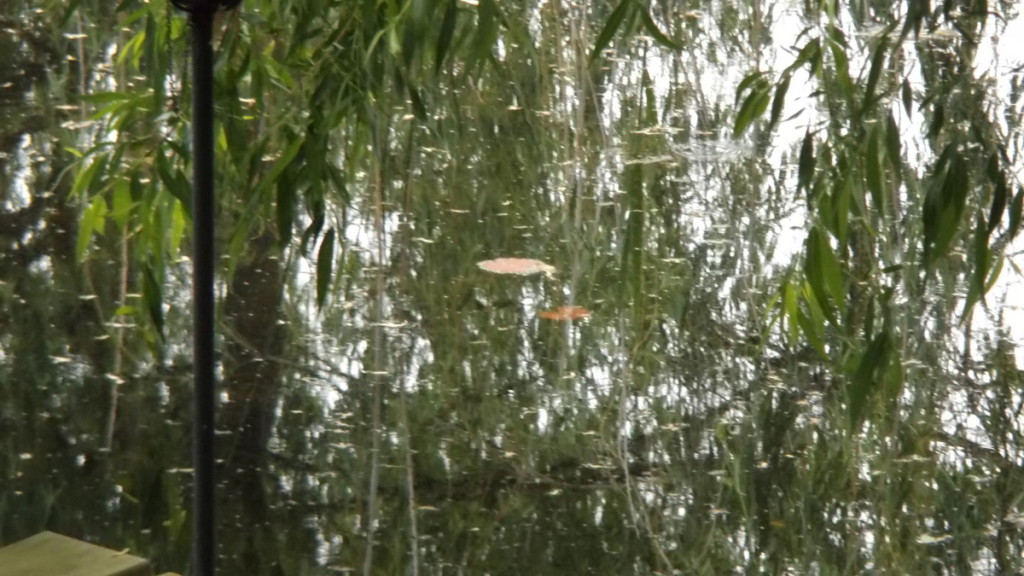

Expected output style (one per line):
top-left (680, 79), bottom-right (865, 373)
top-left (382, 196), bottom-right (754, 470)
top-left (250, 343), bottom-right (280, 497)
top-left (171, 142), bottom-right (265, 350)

top-left (2, 0), bottom-right (1023, 574)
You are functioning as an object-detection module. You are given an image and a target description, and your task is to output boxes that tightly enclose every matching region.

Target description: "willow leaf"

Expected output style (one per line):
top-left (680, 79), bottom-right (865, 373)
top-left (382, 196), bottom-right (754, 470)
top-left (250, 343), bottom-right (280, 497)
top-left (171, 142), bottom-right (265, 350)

top-left (72, 155), bottom-right (108, 199)
top-left (832, 176), bottom-right (852, 247)
top-left (986, 154), bottom-right (1007, 236)
top-left (885, 112), bottom-right (902, 182)
top-left (798, 282), bottom-right (828, 358)
top-left (111, 180), bottom-right (134, 229)
top-left (849, 328), bottom-right (893, 429)
top-left (927, 103), bottom-right (945, 140)
top-left (469, 0), bottom-right (500, 70)
top-left (143, 262), bottom-right (165, 341)
top-left (435, 0), bottom-right (458, 74)
top-left (862, 27), bottom-right (891, 112)
top-left (590, 0), bottom-right (635, 63)
top-left (962, 214), bottom-right (990, 321)
top-left (768, 74), bottom-right (791, 132)
top-left (257, 136), bottom-right (305, 202)
top-left (734, 72), bottom-right (767, 104)
top-left (806, 227), bottom-right (844, 321)
top-left (733, 85), bottom-right (770, 138)
top-left (865, 127), bottom-right (884, 216)
top-left (316, 228), bottom-right (336, 310)
top-left (786, 37), bottom-right (821, 76)
top-left (798, 131), bottom-right (815, 193)
top-left (637, 5), bottom-right (682, 51)
top-left (1009, 187), bottom-right (1024, 239)
top-left (76, 196), bottom-right (108, 261)
top-left (157, 155), bottom-right (191, 216)
top-left (901, 79), bottom-right (914, 117)
top-left (301, 192), bottom-right (326, 257)
top-left (826, 26), bottom-right (855, 109)
top-left (923, 146), bottom-right (967, 267)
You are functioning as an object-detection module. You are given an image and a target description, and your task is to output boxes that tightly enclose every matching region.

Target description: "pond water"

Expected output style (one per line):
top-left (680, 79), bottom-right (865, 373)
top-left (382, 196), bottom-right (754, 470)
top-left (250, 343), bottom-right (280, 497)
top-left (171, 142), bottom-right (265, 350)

top-left (2, 1), bottom-right (1023, 575)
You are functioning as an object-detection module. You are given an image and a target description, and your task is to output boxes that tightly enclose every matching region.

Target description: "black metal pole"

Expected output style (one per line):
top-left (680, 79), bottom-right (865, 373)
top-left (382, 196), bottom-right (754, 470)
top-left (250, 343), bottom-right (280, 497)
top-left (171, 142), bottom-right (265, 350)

top-left (170, 1), bottom-right (240, 573)
top-left (188, 5), bottom-right (216, 576)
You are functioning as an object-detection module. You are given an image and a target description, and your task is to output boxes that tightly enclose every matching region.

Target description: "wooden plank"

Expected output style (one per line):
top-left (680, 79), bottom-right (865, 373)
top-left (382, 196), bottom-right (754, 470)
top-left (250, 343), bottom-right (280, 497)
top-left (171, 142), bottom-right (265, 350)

top-left (0, 531), bottom-right (152, 576)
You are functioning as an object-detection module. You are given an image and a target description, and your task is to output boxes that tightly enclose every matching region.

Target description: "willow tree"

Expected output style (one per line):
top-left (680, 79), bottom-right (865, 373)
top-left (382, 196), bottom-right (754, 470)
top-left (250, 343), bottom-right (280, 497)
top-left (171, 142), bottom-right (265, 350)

top-left (726, 1), bottom-right (1024, 572)
top-left (2, 0), bottom-right (1023, 575)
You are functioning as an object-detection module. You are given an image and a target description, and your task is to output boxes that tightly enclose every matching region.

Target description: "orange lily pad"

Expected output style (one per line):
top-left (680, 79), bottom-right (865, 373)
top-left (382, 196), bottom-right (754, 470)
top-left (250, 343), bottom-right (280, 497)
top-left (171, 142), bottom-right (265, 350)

top-left (477, 258), bottom-right (556, 277)
top-left (538, 306), bottom-right (591, 321)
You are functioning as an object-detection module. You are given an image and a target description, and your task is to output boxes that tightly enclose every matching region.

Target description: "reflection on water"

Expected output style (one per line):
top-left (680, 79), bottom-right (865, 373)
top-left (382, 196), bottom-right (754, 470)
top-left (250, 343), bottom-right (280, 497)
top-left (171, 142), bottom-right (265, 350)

top-left (2, 1), bottom-right (1024, 575)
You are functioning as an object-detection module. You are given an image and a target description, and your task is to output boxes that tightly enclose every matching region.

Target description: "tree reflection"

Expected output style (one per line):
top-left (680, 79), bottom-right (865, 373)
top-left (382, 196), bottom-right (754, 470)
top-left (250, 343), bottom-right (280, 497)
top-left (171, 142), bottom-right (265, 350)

top-left (1, 1), bottom-right (1022, 575)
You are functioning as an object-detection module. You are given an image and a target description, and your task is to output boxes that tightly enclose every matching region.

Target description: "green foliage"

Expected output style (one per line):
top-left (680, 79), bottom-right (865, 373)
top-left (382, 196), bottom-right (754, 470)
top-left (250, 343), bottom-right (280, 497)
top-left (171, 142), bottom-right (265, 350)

top-left (848, 324), bottom-right (894, 429)
top-left (733, 71), bottom-right (772, 138)
top-left (734, 5), bottom-right (1024, 457)
top-left (316, 227), bottom-right (335, 310)
top-left (3, 1), bottom-right (1023, 575)
top-left (804, 226), bottom-right (845, 324)
top-left (590, 0), bottom-right (681, 63)
top-left (922, 144), bottom-right (970, 269)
